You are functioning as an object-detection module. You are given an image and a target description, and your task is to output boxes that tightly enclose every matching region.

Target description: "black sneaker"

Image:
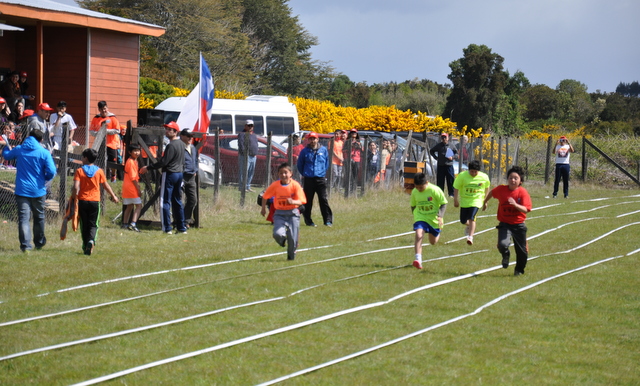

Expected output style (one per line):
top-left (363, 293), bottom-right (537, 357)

top-left (514, 270), bottom-right (524, 276)
top-left (128, 224), bottom-right (141, 232)
top-left (306, 222), bottom-right (317, 227)
top-left (287, 252), bottom-right (296, 260)
top-left (84, 240), bottom-right (94, 256)
top-left (501, 256), bottom-right (509, 269)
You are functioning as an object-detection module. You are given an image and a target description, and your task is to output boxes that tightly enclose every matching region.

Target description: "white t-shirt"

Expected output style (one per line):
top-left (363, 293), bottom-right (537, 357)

top-left (555, 144), bottom-right (571, 164)
top-left (50, 113), bottom-right (78, 149)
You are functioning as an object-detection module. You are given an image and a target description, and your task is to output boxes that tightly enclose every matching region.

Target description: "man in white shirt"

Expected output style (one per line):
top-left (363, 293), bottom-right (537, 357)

top-left (552, 135), bottom-right (575, 198)
top-left (49, 101), bottom-right (77, 150)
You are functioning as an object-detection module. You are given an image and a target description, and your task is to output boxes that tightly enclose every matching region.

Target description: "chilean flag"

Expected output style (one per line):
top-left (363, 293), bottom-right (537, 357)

top-left (177, 53), bottom-right (215, 133)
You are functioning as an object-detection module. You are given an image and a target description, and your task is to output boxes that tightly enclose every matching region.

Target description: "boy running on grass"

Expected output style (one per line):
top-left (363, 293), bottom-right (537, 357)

top-left (410, 172), bottom-right (447, 269)
top-left (261, 163), bottom-right (307, 260)
top-left (72, 148), bottom-right (119, 256)
top-left (453, 160), bottom-right (490, 245)
top-left (122, 144), bottom-right (142, 232)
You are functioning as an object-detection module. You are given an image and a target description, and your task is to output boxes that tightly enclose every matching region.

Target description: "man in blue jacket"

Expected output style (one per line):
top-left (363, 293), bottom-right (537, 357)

top-left (2, 129), bottom-right (57, 252)
top-left (296, 132), bottom-right (333, 227)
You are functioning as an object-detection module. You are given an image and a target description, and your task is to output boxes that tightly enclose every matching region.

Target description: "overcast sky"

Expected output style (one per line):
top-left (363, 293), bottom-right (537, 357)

top-left (287, 0), bottom-right (639, 93)
top-left (52, 0), bottom-right (638, 93)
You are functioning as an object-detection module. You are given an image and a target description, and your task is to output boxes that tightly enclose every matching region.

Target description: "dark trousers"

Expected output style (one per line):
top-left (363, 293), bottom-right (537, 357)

top-left (161, 171), bottom-right (186, 232)
top-left (78, 200), bottom-right (100, 250)
top-left (183, 173), bottom-right (197, 224)
top-left (436, 164), bottom-right (455, 196)
top-left (553, 163), bottom-right (570, 197)
top-left (497, 222), bottom-right (528, 274)
top-left (302, 176), bottom-right (332, 225)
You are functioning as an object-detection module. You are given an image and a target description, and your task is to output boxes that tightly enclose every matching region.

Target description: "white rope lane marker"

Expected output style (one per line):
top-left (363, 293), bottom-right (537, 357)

top-left (255, 247), bottom-right (640, 386)
top-left (67, 226), bottom-right (639, 386)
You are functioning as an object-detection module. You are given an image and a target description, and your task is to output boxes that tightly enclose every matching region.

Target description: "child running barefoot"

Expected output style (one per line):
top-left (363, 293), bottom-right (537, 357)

top-left (410, 172), bottom-right (448, 269)
top-left (261, 163), bottom-right (307, 260)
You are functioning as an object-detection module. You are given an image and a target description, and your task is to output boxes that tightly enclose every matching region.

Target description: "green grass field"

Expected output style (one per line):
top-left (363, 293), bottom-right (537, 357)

top-left (1, 183), bottom-right (639, 385)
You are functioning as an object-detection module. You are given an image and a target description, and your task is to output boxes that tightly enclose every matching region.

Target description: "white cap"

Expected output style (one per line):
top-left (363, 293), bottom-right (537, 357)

top-left (245, 119), bottom-right (254, 126)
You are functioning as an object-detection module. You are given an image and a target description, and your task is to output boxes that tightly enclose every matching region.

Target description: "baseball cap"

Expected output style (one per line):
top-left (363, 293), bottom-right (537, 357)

top-left (350, 128), bottom-right (358, 133)
top-left (245, 119), bottom-right (254, 126)
top-left (20, 109), bottom-right (34, 119)
top-left (440, 132), bottom-right (448, 138)
top-left (559, 135), bottom-right (567, 140)
top-left (0, 98), bottom-right (5, 104)
top-left (307, 132), bottom-right (319, 139)
top-left (20, 71), bottom-right (27, 78)
top-left (163, 121), bottom-right (180, 131)
top-left (37, 103), bottom-right (54, 111)
top-left (179, 129), bottom-right (193, 138)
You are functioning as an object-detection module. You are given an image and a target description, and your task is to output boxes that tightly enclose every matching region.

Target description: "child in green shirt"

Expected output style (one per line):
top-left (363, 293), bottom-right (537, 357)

top-left (410, 173), bottom-right (448, 269)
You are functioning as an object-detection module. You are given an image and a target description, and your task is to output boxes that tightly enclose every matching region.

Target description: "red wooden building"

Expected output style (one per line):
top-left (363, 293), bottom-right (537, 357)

top-left (0, 0), bottom-right (164, 138)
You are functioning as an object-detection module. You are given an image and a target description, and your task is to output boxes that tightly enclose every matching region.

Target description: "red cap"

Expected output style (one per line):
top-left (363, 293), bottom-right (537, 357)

top-left (0, 97), bottom-right (6, 104)
top-left (37, 103), bottom-right (54, 111)
top-left (21, 109), bottom-right (34, 119)
top-left (440, 132), bottom-right (448, 138)
top-left (163, 121), bottom-right (180, 132)
top-left (559, 136), bottom-right (567, 140)
top-left (350, 128), bottom-right (357, 132)
top-left (20, 71), bottom-right (27, 78)
top-left (307, 132), bottom-right (319, 139)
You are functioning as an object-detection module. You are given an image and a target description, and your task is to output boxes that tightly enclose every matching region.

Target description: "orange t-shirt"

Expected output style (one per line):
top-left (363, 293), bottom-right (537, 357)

top-left (90, 115), bottom-right (121, 150)
top-left (332, 139), bottom-right (343, 166)
top-left (122, 158), bottom-right (140, 199)
top-left (263, 179), bottom-right (306, 210)
top-left (74, 166), bottom-right (106, 202)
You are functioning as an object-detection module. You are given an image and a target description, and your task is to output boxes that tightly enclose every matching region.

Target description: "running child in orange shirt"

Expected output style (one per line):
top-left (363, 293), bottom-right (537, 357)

top-left (122, 144), bottom-right (142, 232)
top-left (261, 162), bottom-right (307, 260)
top-left (72, 148), bottom-right (119, 255)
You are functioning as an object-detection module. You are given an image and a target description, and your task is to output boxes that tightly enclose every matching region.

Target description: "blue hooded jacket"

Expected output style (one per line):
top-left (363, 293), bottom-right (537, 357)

top-left (297, 144), bottom-right (329, 178)
top-left (2, 136), bottom-right (57, 197)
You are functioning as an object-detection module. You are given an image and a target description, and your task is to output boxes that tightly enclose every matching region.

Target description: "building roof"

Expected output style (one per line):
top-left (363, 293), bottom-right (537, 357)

top-left (0, 0), bottom-right (165, 36)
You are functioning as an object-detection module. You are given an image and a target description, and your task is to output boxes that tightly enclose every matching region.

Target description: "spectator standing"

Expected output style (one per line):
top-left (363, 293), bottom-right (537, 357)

top-left (331, 129), bottom-right (344, 189)
top-left (140, 121), bottom-right (187, 235)
top-left (89, 101), bottom-right (121, 182)
top-left (18, 71), bottom-right (35, 105)
top-left (261, 162), bottom-right (307, 260)
top-left (453, 160), bottom-right (490, 245)
top-left (50, 101), bottom-right (78, 150)
top-left (430, 132), bottom-right (457, 197)
top-left (482, 166), bottom-right (532, 276)
top-left (552, 135), bottom-right (575, 199)
top-left (122, 144), bottom-right (142, 232)
top-left (410, 172), bottom-right (448, 269)
top-left (366, 141), bottom-right (380, 184)
top-left (237, 119), bottom-right (258, 192)
top-left (296, 132), bottom-right (333, 227)
top-left (71, 148), bottom-right (119, 255)
top-left (180, 129), bottom-right (199, 227)
top-left (380, 138), bottom-right (391, 183)
top-left (1, 129), bottom-right (57, 252)
top-left (26, 103), bottom-right (54, 152)
top-left (346, 129), bottom-right (362, 193)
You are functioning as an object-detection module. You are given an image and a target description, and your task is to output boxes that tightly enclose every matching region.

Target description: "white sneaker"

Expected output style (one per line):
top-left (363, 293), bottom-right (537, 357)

top-left (165, 231), bottom-right (173, 235)
top-left (466, 236), bottom-right (473, 245)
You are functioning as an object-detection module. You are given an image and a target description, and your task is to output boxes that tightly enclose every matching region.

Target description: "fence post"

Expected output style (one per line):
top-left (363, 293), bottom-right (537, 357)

top-left (343, 139), bottom-right (352, 198)
top-left (57, 122), bottom-right (69, 215)
top-left (327, 138), bottom-right (335, 197)
top-left (266, 132), bottom-right (273, 189)
top-left (213, 130), bottom-right (220, 203)
top-left (240, 131), bottom-right (249, 207)
top-left (582, 136), bottom-right (587, 181)
top-left (488, 136), bottom-right (495, 182)
top-left (497, 136), bottom-right (502, 178)
top-left (544, 135), bottom-right (553, 185)
top-left (505, 136), bottom-right (509, 169)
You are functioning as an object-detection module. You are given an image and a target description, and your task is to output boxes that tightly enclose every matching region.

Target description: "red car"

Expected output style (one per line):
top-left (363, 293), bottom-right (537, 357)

top-left (199, 134), bottom-right (289, 186)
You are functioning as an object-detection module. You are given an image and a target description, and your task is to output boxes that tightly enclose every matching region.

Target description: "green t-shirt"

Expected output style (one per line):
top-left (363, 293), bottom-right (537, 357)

top-left (410, 183), bottom-right (448, 228)
top-left (453, 170), bottom-right (491, 208)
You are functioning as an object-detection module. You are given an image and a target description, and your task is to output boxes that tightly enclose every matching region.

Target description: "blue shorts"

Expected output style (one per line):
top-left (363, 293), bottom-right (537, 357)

top-left (413, 221), bottom-right (441, 237)
top-left (459, 207), bottom-right (479, 224)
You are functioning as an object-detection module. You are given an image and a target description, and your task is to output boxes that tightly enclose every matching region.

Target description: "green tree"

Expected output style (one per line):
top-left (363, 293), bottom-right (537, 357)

top-left (521, 84), bottom-right (560, 121)
top-left (556, 79), bottom-right (594, 124)
top-left (444, 44), bottom-right (508, 132)
top-left (493, 70), bottom-right (530, 135)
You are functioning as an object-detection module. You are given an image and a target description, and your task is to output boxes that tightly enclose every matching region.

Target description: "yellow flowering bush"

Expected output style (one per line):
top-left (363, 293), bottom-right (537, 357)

top-left (138, 94), bottom-right (155, 109)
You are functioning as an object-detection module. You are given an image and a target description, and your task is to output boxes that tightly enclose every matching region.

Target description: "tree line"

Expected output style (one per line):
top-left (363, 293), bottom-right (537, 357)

top-left (80, 1), bottom-right (639, 136)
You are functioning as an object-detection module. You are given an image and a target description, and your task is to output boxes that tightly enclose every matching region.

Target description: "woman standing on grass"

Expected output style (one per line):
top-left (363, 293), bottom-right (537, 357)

top-left (482, 165), bottom-right (532, 276)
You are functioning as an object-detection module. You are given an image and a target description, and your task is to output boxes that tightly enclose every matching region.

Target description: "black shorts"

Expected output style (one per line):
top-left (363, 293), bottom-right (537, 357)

top-left (459, 207), bottom-right (479, 224)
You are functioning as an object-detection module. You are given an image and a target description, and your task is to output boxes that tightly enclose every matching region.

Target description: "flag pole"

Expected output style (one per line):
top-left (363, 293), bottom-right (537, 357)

top-left (198, 52), bottom-right (202, 132)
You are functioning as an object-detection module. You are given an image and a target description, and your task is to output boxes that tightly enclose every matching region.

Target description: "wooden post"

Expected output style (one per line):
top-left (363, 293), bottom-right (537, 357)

top-left (544, 135), bottom-right (553, 185)
top-left (488, 136), bottom-right (495, 182)
top-left (582, 136), bottom-right (587, 181)
top-left (266, 132), bottom-right (273, 189)
top-left (343, 138), bottom-right (352, 198)
top-left (497, 136), bottom-right (502, 179)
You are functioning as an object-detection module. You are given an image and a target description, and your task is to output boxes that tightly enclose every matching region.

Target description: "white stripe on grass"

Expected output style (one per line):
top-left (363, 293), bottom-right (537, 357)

top-left (67, 224), bottom-right (639, 385)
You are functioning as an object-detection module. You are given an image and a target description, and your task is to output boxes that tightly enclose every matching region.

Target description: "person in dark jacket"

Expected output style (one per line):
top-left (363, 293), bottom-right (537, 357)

top-left (2, 129), bottom-right (57, 252)
top-left (429, 132), bottom-right (457, 197)
top-left (180, 129), bottom-right (199, 227)
top-left (140, 121), bottom-right (187, 234)
top-left (296, 132), bottom-right (333, 227)
top-left (237, 119), bottom-right (258, 192)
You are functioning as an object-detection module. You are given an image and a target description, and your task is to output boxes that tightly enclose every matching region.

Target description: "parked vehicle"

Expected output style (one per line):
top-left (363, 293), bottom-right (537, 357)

top-left (197, 153), bottom-right (222, 188)
top-left (154, 95), bottom-right (299, 143)
top-left (199, 134), bottom-right (288, 186)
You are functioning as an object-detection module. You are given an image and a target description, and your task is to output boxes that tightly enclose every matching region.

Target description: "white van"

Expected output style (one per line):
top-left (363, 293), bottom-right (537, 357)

top-left (154, 95), bottom-right (300, 139)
